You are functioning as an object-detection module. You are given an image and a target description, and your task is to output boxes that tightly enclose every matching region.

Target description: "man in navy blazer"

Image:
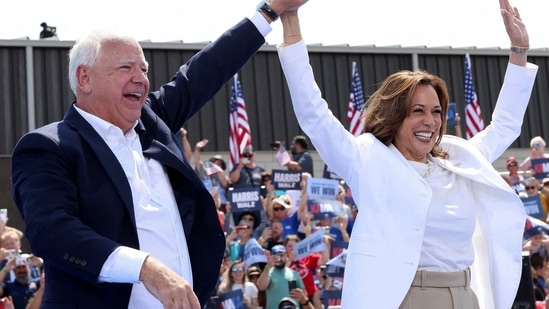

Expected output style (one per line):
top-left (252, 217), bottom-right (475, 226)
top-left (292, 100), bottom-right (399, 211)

top-left (11, 1), bottom-right (308, 308)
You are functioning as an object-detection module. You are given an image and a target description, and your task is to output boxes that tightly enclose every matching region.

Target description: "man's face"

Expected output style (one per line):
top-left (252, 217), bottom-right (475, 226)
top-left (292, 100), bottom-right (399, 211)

top-left (14, 265), bottom-right (29, 283)
top-left (271, 222), bottom-right (283, 240)
top-left (273, 253), bottom-right (286, 269)
top-left (272, 203), bottom-right (288, 220)
top-left (79, 39), bottom-right (150, 133)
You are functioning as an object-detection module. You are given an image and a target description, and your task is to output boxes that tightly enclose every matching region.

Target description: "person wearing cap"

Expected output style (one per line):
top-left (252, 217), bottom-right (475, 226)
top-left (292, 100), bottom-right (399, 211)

top-left (278, 296), bottom-right (299, 309)
top-left (225, 216), bottom-right (257, 263)
top-left (0, 255), bottom-right (41, 309)
top-left (267, 195), bottom-right (301, 240)
top-left (256, 245), bottom-right (305, 309)
top-left (247, 265), bottom-right (266, 308)
top-left (229, 146), bottom-right (266, 189)
top-left (520, 136), bottom-right (549, 173)
top-left (506, 156), bottom-right (525, 193)
top-left (276, 1), bottom-right (536, 308)
top-left (522, 222), bottom-right (549, 257)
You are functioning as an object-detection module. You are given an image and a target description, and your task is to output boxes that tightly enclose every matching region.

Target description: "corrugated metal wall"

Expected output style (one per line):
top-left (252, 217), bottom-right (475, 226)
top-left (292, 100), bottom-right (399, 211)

top-left (1, 40), bottom-right (548, 156)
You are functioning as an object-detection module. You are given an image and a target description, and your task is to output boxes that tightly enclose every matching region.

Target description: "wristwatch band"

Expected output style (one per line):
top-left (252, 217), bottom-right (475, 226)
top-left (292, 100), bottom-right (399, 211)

top-left (257, 1), bottom-right (279, 22)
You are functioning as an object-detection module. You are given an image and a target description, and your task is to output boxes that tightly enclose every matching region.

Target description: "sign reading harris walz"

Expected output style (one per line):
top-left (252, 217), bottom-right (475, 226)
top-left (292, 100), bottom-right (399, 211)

top-left (531, 158), bottom-right (549, 180)
top-left (228, 187), bottom-right (262, 213)
top-left (271, 169), bottom-right (301, 191)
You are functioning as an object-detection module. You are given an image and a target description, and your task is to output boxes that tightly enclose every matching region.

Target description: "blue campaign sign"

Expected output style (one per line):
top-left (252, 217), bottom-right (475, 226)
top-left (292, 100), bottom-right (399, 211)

top-left (228, 187), bottom-right (262, 214)
top-left (219, 289), bottom-right (246, 309)
top-left (531, 158), bottom-right (549, 180)
top-left (271, 169), bottom-right (302, 190)
top-left (522, 195), bottom-right (544, 219)
top-left (447, 102), bottom-right (457, 126)
top-left (323, 164), bottom-right (343, 181)
top-left (323, 290), bottom-right (342, 309)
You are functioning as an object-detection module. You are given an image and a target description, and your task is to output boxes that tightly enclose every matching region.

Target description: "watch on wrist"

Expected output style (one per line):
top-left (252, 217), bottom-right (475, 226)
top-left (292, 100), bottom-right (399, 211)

top-left (257, 0), bottom-right (279, 22)
top-left (301, 300), bottom-right (310, 306)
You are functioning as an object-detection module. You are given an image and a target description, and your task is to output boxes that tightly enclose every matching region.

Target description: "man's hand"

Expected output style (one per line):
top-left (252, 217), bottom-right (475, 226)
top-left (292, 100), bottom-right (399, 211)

top-left (140, 256), bottom-right (200, 309)
top-left (268, 0), bottom-right (309, 16)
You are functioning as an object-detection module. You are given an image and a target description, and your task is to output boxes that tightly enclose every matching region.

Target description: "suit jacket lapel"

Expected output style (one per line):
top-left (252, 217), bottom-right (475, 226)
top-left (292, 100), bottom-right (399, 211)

top-left (64, 105), bottom-right (137, 230)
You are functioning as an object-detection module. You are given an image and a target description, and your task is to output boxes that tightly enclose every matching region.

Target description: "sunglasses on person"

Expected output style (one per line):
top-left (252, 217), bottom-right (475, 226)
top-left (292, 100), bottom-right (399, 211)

top-left (279, 305), bottom-right (297, 309)
top-left (507, 163), bottom-right (518, 167)
top-left (526, 186), bottom-right (538, 190)
top-left (273, 207), bottom-right (286, 211)
top-left (232, 267), bottom-right (244, 272)
top-left (248, 274), bottom-right (259, 280)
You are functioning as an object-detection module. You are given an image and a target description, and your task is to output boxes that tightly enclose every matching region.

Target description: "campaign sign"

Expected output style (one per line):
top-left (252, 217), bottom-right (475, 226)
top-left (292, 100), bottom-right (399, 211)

top-left (522, 195), bottom-right (544, 219)
top-left (219, 289), bottom-right (245, 309)
top-left (307, 177), bottom-right (339, 200)
top-left (228, 188), bottom-right (262, 214)
top-left (323, 290), bottom-right (342, 309)
top-left (531, 158), bottom-right (549, 180)
top-left (322, 165), bottom-right (356, 207)
top-left (308, 199), bottom-right (343, 220)
top-left (330, 241), bottom-right (349, 259)
top-left (326, 249), bottom-right (347, 278)
top-left (323, 164), bottom-right (343, 181)
top-left (447, 102), bottom-right (456, 126)
top-left (271, 169), bottom-right (301, 190)
top-left (243, 238), bottom-right (267, 267)
top-left (293, 229), bottom-right (326, 260)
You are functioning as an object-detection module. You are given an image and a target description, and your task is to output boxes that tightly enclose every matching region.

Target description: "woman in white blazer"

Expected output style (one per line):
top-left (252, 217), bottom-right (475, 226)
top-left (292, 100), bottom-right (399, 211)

top-left (275, 0), bottom-right (537, 308)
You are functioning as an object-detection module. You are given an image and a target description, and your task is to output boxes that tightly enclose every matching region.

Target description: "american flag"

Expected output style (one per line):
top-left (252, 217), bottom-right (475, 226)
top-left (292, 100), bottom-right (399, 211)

top-left (347, 61), bottom-right (366, 137)
top-left (464, 54), bottom-right (484, 139)
top-left (229, 73), bottom-right (252, 167)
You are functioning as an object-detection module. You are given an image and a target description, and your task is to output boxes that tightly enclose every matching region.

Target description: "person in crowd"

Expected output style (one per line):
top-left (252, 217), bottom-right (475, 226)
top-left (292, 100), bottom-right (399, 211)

top-left (520, 136), bottom-right (549, 173)
top-left (229, 146), bottom-right (266, 189)
top-left (276, 0), bottom-right (537, 307)
top-left (524, 177), bottom-right (549, 220)
top-left (217, 260), bottom-right (258, 308)
top-left (0, 257), bottom-right (40, 309)
top-left (0, 232), bottom-right (41, 283)
top-left (507, 156), bottom-right (526, 193)
top-left (267, 195), bottom-right (301, 239)
top-left (247, 265), bottom-right (266, 308)
top-left (256, 245), bottom-right (305, 309)
top-left (260, 218), bottom-right (285, 251)
top-left (523, 222), bottom-right (549, 258)
top-left (10, 1), bottom-right (309, 307)
top-left (178, 127), bottom-right (193, 161)
top-left (531, 251), bottom-right (548, 302)
top-left (284, 135), bottom-right (314, 176)
top-left (226, 215), bottom-right (258, 263)
top-left (193, 139), bottom-right (229, 200)
top-left (284, 234), bottom-right (330, 301)
top-left (23, 271), bottom-right (44, 309)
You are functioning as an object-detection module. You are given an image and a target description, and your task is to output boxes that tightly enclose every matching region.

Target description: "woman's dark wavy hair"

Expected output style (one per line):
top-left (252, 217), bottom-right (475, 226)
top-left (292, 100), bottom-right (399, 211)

top-left (363, 70), bottom-right (449, 159)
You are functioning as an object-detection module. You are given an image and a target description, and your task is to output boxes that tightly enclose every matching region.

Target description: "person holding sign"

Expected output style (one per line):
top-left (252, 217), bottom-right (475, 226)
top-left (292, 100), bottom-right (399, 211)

top-left (276, 0), bottom-right (537, 308)
top-left (520, 136), bottom-right (549, 174)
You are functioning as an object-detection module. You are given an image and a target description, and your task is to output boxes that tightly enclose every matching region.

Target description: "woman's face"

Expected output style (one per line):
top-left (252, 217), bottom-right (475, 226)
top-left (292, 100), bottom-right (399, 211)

top-left (394, 84), bottom-right (442, 162)
top-left (230, 263), bottom-right (245, 282)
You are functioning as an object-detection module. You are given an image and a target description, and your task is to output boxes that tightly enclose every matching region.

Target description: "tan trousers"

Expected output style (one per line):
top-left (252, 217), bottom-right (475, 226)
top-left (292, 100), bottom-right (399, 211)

top-left (399, 268), bottom-right (480, 309)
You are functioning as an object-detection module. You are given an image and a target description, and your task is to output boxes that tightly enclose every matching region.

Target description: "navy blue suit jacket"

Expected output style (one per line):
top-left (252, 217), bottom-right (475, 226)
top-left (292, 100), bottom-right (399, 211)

top-left (11, 18), bottom-right (264, 308)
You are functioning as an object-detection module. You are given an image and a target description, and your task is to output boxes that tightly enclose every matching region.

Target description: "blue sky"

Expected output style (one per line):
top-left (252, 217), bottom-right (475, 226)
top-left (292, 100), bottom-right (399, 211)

top-left (2, 0), bottom-right (548, 48)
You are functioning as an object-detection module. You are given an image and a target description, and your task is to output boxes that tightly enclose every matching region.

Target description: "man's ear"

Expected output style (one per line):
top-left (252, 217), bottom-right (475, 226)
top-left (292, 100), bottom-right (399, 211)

top-left (76, 65), bottom-right (92, 93)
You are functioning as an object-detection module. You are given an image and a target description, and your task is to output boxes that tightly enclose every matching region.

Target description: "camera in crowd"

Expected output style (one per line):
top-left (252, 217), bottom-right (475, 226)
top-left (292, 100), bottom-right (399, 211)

top-left (270, 141), bottom-right (282, 150)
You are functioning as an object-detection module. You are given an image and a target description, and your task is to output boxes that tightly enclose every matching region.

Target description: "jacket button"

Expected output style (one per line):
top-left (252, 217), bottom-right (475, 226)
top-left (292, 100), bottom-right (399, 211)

top-left (80, 260), bottom-right (87, 267)
top-left (69, 256), bottom-right (75, 262)
top-left (63, 254), bottom-right (70, 260)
